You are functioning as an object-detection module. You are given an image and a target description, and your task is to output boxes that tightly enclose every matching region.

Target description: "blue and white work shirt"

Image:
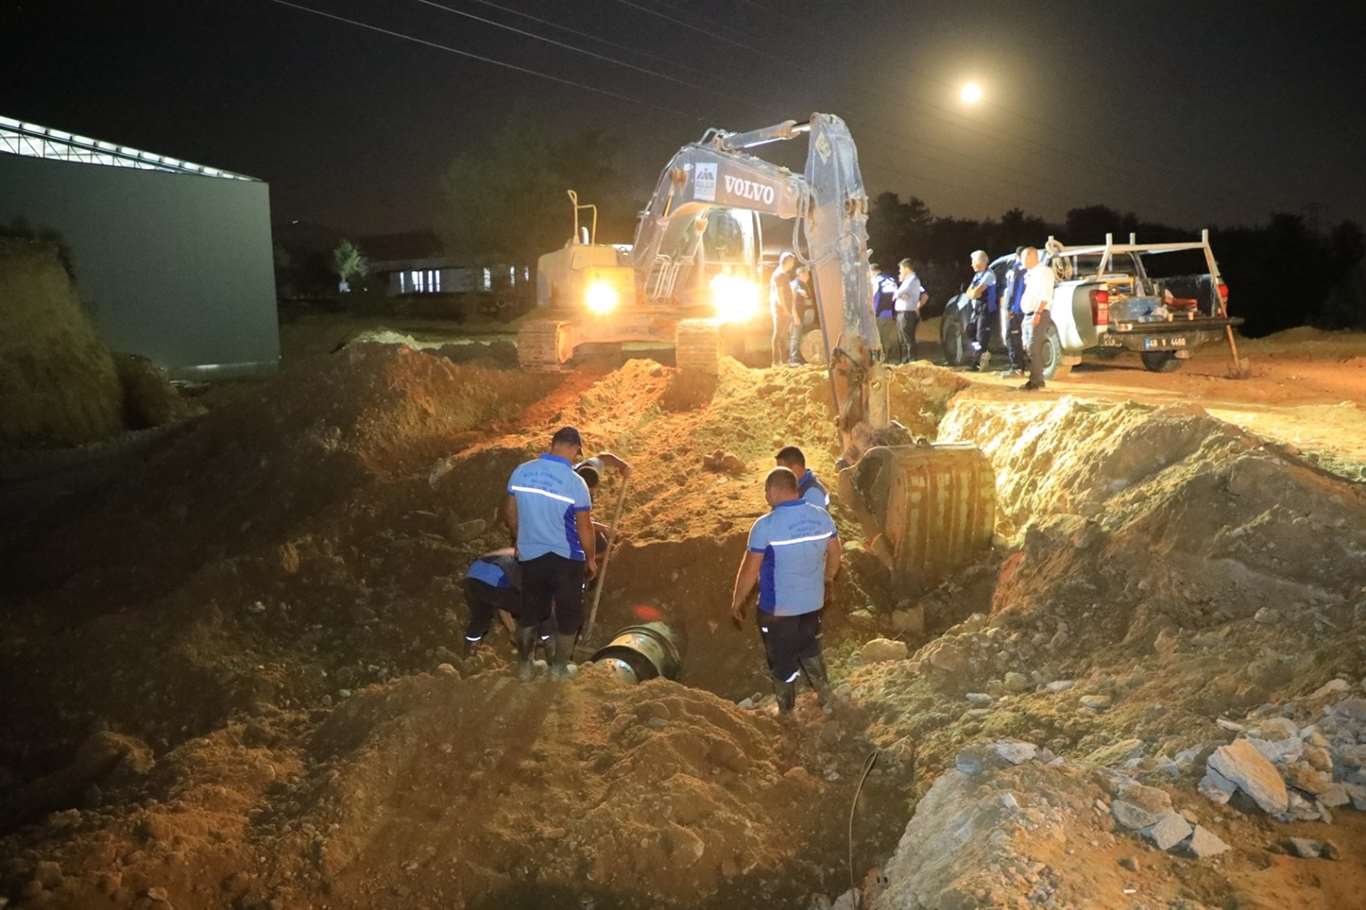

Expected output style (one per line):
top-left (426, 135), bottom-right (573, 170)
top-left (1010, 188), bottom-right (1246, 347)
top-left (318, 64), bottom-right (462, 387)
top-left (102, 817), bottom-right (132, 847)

top-left (970, 268), bottom-right (999, 314)
top-left (872, 273), bottom-right (899, 319)
top-left (507, 454), bottom-right (592, 561)
top-left (748, 500), bottom-right (838, 617)
top-left (466, 552), bottom-right (519, 590)
top-left (797, 469), bottom-right (830, 510)
top-left (1006, 261), bottom-right (1027, 315)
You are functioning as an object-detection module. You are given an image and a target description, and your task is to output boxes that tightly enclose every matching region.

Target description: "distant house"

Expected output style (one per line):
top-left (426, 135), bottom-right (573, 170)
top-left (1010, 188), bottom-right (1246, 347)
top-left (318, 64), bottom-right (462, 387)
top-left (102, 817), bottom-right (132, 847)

top-left (371, 260), bottom-right (529, 297)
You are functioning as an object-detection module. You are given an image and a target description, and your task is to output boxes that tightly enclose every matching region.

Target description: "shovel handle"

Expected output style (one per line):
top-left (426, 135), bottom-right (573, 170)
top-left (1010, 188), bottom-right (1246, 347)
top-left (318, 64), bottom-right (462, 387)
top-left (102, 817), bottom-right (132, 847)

top-left (581, 475), bottom-right (629, 646)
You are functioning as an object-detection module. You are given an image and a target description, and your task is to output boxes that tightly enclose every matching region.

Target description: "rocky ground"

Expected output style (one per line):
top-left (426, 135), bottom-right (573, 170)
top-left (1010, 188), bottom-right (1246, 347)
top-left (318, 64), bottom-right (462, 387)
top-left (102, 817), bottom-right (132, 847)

top-left (1, 323), bottom-right (1364, 909)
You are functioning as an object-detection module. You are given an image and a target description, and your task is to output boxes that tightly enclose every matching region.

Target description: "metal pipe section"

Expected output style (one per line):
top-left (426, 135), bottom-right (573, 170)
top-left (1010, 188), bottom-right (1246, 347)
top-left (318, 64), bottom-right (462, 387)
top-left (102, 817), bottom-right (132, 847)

top-left (589, 621), bottom-right (683, 685)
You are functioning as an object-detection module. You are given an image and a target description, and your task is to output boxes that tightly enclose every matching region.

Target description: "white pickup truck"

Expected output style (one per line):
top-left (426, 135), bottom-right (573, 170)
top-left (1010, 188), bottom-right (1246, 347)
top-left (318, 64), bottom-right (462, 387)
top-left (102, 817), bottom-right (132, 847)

top-left (942, 231), bottom-right (1243, 378)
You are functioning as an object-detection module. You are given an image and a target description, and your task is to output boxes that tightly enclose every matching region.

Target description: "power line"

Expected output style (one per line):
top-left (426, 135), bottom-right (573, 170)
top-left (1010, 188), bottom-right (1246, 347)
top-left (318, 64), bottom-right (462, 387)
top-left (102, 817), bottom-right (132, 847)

top-left (412, 0), bottom-right (721, 97)
top-left (456, 0), bottom-right (723, 82)
top-left (610, 0), bottom-right (783, 60)
top-left (264, 0), bottom-right (700, 119)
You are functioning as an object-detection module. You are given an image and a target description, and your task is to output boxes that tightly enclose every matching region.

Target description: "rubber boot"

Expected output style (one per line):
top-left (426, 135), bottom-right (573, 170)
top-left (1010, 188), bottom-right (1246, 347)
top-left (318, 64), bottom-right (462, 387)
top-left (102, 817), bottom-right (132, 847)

top-left (773, 678), bottom-right (797, 716)
top-left (515, 626), bottom-right (536, 682)
top-left (550, 633), bottom-right (578, 681)
top-left (462, 636), bottom-right (481, 659)
top-left (538, 633), bottom-right (555, 664)
top-left (800, 654), bottom-right (834, 713)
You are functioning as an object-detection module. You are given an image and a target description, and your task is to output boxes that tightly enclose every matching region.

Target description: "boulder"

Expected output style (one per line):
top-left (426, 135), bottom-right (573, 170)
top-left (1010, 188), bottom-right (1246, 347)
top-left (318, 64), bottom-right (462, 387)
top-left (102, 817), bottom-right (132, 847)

top-left (1003, 672), bottom-right (1030, 693)
top-left (1184, 825), bottom-right (1230, 859)
top-left (1198, 768), bottom-right (1237, 805)
top-left (1145, 812), bottom-right (1193, 851)
top-left (923, 637), bottom-right (969, 674)
top-left (1080, 694), bottom-right (1111, 710)
top-left (1287, 837), bottom-right (1339, 860)
top-left (1207, 739), bottom-right (1289, 814)
top-left (1112, 800), bottom-right (1162, 831)
top-left (856, 638), bottom-right (909, 665)
top-left (965, 692), bottom-right (994, 707)
top-left (992, 740), bottom-right (1037, 765)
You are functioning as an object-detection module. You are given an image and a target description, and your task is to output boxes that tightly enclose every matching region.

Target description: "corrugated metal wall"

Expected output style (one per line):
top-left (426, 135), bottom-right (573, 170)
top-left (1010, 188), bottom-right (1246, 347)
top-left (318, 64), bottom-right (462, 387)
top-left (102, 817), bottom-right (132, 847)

top-left (0, 154), bottom-right (279, 378)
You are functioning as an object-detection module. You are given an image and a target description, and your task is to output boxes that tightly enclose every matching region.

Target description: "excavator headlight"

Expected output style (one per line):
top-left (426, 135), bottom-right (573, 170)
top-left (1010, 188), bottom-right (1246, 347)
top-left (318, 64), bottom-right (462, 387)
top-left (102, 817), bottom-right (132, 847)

top-left (585, 280), bottom-right (619, 314)
top-left (710, 274), bottom-right (760, 324)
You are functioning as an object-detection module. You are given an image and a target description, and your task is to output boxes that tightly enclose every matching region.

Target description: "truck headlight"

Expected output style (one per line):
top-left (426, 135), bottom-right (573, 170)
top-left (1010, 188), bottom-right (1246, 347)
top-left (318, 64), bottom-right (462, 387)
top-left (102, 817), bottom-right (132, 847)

top-left (585, 280), bottom-right (619, 314)
top-left (710, 274), bottom-right (759, 324)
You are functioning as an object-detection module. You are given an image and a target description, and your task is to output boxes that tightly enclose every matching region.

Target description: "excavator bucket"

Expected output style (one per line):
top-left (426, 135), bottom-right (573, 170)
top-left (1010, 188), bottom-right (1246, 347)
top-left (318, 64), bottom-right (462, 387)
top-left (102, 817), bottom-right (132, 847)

top-left (837, 444), bottom-right (995, 593)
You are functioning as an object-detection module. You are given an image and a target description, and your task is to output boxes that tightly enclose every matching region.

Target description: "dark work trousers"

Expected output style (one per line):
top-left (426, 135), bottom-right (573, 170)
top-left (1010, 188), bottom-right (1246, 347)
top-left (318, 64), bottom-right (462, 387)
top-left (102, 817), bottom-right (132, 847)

top-left (877, 316), bottom-right (900, 362)
top-left (756, 610), bottom-right (824, 683)
top-left (1024, 309), bottom-right (1054, 387)
top-left (895, 310), bottom-right (920, 362)
top-left (519, 553), bottom-right (587, 635)
top-left (464, 579), bottom-right (552, 644)
top-left (1006, 311), bottom-right (1027, 372)
top-left (973, 306), bottom-right (995, 359)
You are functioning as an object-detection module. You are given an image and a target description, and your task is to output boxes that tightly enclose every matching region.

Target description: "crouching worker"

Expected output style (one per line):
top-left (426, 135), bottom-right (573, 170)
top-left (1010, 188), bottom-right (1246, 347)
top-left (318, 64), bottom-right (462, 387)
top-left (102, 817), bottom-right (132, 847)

top-left (462, 549), bottom-right (551, 658)
top-left (729, 467), bottom-right (841, 716)
top-left (504, 426), bottom-right (597, 682)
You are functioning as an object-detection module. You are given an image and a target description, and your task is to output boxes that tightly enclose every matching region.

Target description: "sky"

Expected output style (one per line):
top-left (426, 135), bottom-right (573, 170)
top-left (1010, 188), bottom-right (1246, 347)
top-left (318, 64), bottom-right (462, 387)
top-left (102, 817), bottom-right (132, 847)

top-left (3, 0), bottom-right (1364, 239)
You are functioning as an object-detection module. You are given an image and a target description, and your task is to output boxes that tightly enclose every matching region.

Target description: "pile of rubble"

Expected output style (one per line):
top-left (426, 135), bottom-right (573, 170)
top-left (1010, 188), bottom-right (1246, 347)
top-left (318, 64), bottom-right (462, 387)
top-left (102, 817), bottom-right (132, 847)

top-left (1199, 684), bottom-right (1366, 827)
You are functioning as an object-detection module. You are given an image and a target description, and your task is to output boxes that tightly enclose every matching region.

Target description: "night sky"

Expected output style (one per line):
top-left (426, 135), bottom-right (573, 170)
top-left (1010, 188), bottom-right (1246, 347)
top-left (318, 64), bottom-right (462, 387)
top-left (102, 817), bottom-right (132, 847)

top-left (4, 0), bottom-right (1363, 238)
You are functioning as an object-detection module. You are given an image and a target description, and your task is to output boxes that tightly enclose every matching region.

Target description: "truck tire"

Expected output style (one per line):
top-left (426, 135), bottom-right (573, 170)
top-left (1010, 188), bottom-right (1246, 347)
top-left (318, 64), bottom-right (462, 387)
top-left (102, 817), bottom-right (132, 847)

top-left (1037, 323), bottom-right (1065, 381)
top-left (1139, 351), bottom-right (1183, 373)
top-left (940, 304), bottom-right (969, 366)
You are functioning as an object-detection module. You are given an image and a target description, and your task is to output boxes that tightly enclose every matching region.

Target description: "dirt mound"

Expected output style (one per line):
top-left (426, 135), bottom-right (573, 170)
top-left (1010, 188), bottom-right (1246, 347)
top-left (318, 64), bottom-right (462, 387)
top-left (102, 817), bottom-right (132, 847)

top-left (937, 396), bottom-right (1366, 599)
top-left (113, 353), bottom-right (203, 429)
top-left (272, 668), bottom-right (831, 907)
top-left (0, 668), bottom-right (906, 910)
top-left (0, 239), bottom-right (124, 447)
top-left (345, 328), bottom-right (518, 367)
top-left (834, 394), bottom-right (1366, 790)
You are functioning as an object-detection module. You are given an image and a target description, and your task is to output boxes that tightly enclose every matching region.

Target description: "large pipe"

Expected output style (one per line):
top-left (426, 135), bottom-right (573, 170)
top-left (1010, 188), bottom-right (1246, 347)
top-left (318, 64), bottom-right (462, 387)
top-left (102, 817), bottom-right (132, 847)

top-left (589, 621), bottom-right (683, 685)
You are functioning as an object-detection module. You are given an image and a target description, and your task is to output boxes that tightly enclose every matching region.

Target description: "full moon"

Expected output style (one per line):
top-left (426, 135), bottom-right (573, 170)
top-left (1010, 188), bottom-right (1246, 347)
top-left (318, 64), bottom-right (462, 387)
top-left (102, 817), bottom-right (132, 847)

top-left (961, 82), bottom-right (983, 105)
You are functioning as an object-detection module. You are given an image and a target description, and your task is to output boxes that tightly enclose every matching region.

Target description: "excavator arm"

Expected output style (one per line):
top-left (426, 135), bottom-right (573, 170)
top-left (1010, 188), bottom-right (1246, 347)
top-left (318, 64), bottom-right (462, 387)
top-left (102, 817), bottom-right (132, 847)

top-left (631, 115), bottom-right (890, 462)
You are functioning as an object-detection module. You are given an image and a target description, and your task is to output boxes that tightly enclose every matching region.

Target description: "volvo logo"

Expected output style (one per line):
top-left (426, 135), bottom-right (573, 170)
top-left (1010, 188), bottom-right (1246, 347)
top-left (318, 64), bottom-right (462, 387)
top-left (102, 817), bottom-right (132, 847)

top-left (723, 175), bottom-right (776, 205)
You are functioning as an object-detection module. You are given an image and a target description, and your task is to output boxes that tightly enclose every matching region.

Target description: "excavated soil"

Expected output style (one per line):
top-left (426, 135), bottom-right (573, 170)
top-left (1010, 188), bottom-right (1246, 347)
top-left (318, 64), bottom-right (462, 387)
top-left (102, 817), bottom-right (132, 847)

top-left (3, 338), bottom-right (1365, 909)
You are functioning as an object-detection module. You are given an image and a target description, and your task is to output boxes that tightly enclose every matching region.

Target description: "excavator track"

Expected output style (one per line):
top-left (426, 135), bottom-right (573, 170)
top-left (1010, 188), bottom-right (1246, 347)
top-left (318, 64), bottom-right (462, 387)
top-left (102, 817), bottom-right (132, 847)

top-left (517, 320), bottom-right (574, 370)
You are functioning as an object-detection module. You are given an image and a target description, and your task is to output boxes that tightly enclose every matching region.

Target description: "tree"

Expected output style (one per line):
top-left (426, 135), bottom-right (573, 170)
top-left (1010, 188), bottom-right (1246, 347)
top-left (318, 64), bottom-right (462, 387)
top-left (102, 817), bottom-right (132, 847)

top-left (437, 120), bottom-right (630, 267)
top-left (332, 238), bottom-right (368, 293)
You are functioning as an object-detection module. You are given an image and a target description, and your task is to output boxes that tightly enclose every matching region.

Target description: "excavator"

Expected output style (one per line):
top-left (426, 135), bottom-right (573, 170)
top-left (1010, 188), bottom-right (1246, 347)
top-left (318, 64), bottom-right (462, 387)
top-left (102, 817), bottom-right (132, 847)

top-left (522, 114), bottom-right (995, 593)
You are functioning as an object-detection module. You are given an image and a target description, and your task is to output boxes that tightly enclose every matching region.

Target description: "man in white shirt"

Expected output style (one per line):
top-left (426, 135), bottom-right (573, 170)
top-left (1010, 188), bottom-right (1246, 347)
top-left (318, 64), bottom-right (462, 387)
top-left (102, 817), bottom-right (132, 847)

top-left (1017, 247), bottom-right (1056, 390)
top-left (893, 258), bottom-right (928, 364)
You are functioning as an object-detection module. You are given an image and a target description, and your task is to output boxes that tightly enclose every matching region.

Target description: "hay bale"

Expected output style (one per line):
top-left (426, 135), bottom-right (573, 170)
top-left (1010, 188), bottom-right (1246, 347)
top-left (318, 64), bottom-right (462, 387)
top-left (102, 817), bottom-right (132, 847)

top-left (0, 239), bottom-right (125, 447)
top-left (114, 352), bottom-right (200, 429)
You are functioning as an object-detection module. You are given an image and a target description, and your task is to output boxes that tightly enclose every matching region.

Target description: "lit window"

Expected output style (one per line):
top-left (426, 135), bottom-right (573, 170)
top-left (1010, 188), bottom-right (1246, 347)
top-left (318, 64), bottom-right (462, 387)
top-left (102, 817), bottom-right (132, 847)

top-left (413, 270), bottom-right (424, 293)
top-left (523, 266), bottom-right (530, 282)
top-left (433, 270), bottom-right (441, 292)
top-left (509, 266), bottom-right (516, 286)
top-left (400, 272), bottom-right (406, 293)
top-left (482, 268), bottom-right (492, 291)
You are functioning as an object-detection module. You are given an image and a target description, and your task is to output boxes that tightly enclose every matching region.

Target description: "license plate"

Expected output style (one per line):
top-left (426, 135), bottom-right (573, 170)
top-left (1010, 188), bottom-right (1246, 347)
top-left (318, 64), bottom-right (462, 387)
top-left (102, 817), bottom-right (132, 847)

top-left (1143, 335), bottom-right (1187, 350)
